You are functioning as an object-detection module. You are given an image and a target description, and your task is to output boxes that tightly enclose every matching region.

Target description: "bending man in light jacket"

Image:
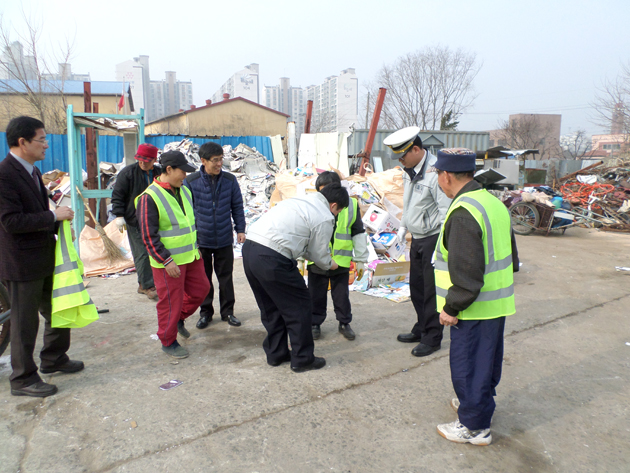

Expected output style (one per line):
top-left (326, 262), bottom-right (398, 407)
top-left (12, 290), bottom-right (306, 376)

top-left (383, 127), bottom-right (451, 358)
top-left (243, 183), bottom-right (349, 372)
top-left (308, 171), bottom-right (368, 342)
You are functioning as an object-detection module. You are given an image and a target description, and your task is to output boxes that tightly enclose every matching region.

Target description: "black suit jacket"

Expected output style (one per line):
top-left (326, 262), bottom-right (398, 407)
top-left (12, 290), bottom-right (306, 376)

top-left (0, 153), bottom-right (58, 281)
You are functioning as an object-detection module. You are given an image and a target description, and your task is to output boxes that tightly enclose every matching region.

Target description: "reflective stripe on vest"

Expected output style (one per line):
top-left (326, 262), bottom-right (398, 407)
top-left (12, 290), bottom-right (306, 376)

top-left (136, 183), bottom-right (199, 268)
top-left (332, 197), bottom-right (357, 267)
top-left (434, 189), bottom-right (515, 320)
top-left (51, 220), bottom-right (99, 329)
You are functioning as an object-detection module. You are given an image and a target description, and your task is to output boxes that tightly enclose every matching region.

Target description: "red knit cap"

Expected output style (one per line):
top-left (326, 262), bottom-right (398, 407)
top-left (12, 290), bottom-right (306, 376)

top-left (135, 143), bottom-right (159, 162)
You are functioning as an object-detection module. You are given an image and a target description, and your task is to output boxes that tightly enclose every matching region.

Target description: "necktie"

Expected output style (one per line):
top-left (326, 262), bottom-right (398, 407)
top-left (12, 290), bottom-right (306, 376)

top-left (405, 168), bottom-right (417, 181)
top-left (32, 167), bottom-right (40, 187)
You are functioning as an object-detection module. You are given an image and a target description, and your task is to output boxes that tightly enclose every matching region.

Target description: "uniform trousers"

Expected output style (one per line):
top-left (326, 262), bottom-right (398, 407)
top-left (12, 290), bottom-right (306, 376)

top-left (126, 224), bottom-right (154, 290)
top-left (152, 257), bottom-right (209, 346)
top-left (308, 269), bottom-right (352, 325)
top-left (409, 233), bottom-right (443, 346)
top-left (199, 246), bottom-right (235, 319)
top-left (450, 316), bottom-right (505, 431)
top-left (5, 276), bottom-right (70, 389)
top-left (242, 240), bottom-right (314, 368)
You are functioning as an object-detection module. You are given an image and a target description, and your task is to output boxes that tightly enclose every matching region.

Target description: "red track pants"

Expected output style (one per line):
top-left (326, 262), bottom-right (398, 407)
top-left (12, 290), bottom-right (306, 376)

top-left (152, 257), bottom-right (210, 346)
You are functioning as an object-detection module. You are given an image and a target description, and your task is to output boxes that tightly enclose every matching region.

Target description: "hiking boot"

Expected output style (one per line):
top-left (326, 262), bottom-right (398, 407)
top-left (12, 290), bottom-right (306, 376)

top-left (137, 284), bottom-right (146, 294)
top-left (437, 420), bottom-right (492, 446)
top-left (338, 323), bottom-right (355, 340)
top-left (145, 287), bottom-right (158, 301)
top-left (177, 320), bottom-right (190, 339)
top-left (162, 340), bottom-right (189, 359)
top-left (312, 324), bottom-right (321, 340)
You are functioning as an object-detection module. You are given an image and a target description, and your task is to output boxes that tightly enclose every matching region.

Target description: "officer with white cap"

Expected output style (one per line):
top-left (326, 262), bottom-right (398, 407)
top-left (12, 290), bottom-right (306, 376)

top-left (383, 126), bottom-right (451, 357)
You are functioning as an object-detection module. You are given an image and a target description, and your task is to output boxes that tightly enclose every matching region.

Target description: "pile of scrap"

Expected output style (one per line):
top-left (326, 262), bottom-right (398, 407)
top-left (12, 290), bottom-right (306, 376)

top-left (162, 138), bottom-right (201, 167)
top-left (557, 159), bottom-right (630, 232)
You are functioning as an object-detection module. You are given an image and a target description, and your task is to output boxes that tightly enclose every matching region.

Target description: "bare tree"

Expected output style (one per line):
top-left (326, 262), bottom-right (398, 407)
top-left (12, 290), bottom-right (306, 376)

top-left (495, 115), bottom-right (563, 160)
top-left (591, 61), bottom-right (630, 141)
top-left (0, 11), bottom-right (75, 133)
top-left (560, 129), bottom-right (592, 159)
top-left (368, 45), bottom-right (480, 131)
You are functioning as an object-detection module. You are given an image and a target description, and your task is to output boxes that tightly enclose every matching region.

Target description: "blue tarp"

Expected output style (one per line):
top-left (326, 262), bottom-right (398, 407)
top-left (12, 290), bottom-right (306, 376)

top-left (0, 133), bottom-right (273, 173)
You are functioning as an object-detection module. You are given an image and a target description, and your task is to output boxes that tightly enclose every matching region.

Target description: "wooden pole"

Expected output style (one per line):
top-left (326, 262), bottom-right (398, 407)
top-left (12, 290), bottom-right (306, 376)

top-left (83, 82), bottom-right (98, 227)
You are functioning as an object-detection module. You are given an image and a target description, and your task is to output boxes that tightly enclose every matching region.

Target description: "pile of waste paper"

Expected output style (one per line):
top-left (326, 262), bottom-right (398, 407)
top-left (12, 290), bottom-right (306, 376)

top-left (162, 138), bottom-right (201, 168)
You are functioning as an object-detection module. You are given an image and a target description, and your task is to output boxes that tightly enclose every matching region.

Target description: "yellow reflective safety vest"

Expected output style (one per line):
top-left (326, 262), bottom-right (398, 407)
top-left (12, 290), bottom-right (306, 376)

top-left (51, 220), bottom-right (99, 328)
top-left (434, 188), bottom-right (515, 320)
top-left (136, 182), bottom-right (200, 269)
top-left (308, 197), bottom-right (358, 269)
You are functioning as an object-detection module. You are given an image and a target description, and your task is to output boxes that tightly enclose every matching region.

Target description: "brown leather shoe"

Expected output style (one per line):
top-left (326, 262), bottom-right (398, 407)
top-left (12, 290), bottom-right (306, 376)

top-left (145, 287), bottom-right (158, 301)
top-left (11, 381), bottom-right (58, 397)
top-left (137, 284), bottom-right (146, 294)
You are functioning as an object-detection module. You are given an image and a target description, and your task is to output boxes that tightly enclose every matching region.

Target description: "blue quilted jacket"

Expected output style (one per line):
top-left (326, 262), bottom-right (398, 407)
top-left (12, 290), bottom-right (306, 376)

top-left (184, 167), bottom-right (246, 249)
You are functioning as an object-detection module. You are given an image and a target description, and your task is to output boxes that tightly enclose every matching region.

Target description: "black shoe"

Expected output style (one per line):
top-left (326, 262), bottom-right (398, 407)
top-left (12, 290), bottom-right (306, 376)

top-left (291, 356), bottom-right (326, 373)
top-left (221, 314), bottom-right (241, 327)
top-left (178, 320), bottom-right (190, 338)
top-left (339, 323), bottom-right (355, 340)
top-left (397, 332), bottom-right (422, 343)
top-left (196, 315), bottom-right (211, 329)
top-left (312, 324), bottom-right (321, 340)
top-left (40, 360), bottom-right (84, 374)
top-left (267, 354), bottom-right (292, 367)
top-left (411, 343), bottom-right (441, 357)
top-left (11, 381), bottom-right (58, 397)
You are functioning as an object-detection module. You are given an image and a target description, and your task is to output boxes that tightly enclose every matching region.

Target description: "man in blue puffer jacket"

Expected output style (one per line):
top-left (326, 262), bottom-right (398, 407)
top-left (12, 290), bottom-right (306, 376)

top-left (184, 142), bottom-right (246, 329)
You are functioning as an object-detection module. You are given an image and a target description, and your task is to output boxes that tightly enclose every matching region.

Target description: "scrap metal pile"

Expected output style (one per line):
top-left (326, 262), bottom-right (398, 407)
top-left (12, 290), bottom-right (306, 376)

top-left (557, 160), bottom-right (630, 232)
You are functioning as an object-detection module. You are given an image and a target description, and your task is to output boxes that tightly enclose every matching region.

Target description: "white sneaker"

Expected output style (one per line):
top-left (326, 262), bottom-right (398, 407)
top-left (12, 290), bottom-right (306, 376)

top-left (450, 398), bottom-right (460, 413)
top-left (437, 420), bottom-right (492, 446)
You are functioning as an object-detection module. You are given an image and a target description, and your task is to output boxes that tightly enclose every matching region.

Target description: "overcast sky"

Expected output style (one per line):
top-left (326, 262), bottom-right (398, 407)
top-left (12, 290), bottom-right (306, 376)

top-left (2, 0), bottom-right (628, 136)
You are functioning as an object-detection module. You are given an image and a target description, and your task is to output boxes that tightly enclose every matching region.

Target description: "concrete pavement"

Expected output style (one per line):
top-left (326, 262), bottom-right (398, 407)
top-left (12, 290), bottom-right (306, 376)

top-left (0, 227), bottom-right (629, 472)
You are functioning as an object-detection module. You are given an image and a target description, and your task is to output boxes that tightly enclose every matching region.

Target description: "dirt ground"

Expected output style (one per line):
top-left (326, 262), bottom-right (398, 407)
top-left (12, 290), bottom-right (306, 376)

top-left (1, 227), bottom-right (629, 472)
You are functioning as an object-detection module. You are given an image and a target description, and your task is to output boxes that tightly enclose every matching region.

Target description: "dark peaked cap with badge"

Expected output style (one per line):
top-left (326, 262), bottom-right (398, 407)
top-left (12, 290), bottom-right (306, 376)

top-left (434, 148), bottom-right (477, 173)
top-left (383, 126), bottom-right (422, 159)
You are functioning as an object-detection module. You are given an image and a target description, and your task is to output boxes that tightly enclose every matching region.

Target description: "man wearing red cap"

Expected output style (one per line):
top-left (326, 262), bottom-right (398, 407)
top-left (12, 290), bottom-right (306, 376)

top-left (112, 143), bottom-right (161, 300)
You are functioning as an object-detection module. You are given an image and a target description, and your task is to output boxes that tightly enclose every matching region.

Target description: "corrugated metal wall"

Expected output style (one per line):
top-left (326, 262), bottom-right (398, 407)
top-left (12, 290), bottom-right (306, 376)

top-left (347, 129), bottom-right (490, 171)
top-left (145, 135), bottom-right (272, 161)
top-left (0, 133), bottom-right (272, 173)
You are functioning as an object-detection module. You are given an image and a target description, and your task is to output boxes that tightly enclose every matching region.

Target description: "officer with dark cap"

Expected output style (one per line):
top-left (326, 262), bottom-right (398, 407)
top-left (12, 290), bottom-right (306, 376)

top-left (383, 126), bottom-right (451, 357)
top-left (431, 148), bottom-right (518, 446)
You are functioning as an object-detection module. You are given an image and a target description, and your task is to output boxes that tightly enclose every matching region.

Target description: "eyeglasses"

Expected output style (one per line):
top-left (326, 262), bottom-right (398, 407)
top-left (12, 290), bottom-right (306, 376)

top-left (209, 157), bottom-right (224, 164)
top-left (31, 138), bottom-right (49, 144)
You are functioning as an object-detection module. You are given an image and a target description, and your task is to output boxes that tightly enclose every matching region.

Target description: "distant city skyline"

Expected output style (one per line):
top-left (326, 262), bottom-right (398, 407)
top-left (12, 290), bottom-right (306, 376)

top-left (1, 0), bottom-right (628, 136)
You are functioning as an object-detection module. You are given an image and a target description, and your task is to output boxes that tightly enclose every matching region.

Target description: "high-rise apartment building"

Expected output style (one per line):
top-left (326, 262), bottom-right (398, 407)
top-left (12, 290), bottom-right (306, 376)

top-left (115, 56), bottom-right (151, 119)
top-left (149, 71), bottom-right (193, 120)
top-left (263, 77), bottom-right (305, 134)
top-left (212, 63), bottom-right (259, 104)
top-left (116, 55), bottom-right (193, 122)
top-left (306, 68), bottom-right (358, 133)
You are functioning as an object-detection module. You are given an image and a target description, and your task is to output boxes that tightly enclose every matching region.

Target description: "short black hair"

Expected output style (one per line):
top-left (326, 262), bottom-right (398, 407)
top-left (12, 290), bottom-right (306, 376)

top-left (318, 182), bottom-right (349, 209)
top-left (451, 171), bottom-right (475, 180)
top-left (199, 142), bottom-right (224, 160)
top-left (315, 171), bottom-right (341, 190)
top-left (6, 116), bottom-right (45, 147)
top-left (412, 135), bottom-right (423, 149)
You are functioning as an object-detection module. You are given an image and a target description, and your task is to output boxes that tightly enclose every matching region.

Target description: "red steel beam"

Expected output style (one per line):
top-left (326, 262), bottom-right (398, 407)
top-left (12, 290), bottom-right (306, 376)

top-left (304, 100), bottom-right (313, 134)
top-left (359, 87), bottom-right (387, 176)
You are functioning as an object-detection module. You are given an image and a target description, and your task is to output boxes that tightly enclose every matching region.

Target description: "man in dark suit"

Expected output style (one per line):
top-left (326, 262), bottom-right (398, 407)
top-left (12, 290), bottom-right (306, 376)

top-left (0, 116), bottom-right (82, 398)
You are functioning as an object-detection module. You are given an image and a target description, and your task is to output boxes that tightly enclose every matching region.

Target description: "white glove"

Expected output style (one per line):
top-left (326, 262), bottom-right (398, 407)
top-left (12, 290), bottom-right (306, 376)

top-left (355, 262), bottom-right (366, 281)
top-left (396, 226), bottom-right (407, 244)
top-left (115, 217), bottom-right (126, 233)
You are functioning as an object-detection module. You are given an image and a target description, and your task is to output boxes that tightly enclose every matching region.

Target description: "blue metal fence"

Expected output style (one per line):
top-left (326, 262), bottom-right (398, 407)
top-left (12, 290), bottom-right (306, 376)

top-left (0, 133), bottom-right (272, 173)
top-left (145, 135), bottom-right (272, 161)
